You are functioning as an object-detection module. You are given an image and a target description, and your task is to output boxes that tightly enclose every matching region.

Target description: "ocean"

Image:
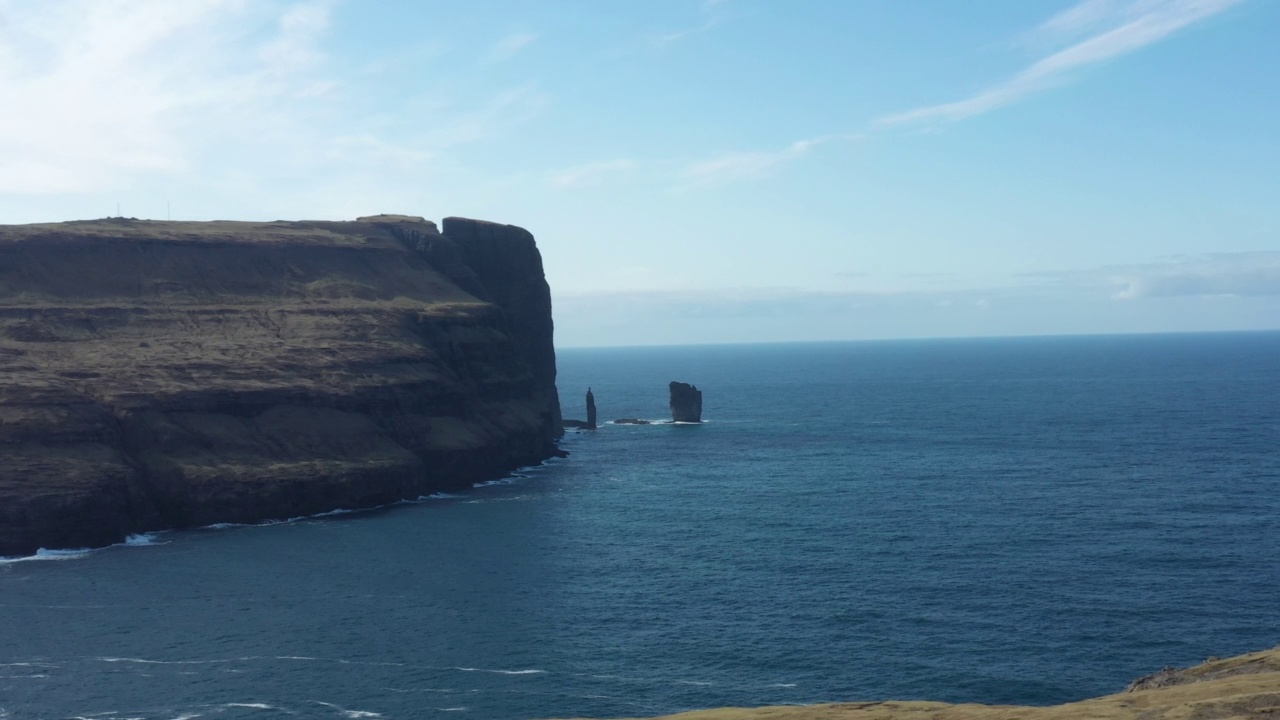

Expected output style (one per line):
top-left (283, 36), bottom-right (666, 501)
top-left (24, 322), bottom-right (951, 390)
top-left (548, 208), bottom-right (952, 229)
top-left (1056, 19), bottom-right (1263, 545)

top-left (2, 332), bottom-right (1278, 720)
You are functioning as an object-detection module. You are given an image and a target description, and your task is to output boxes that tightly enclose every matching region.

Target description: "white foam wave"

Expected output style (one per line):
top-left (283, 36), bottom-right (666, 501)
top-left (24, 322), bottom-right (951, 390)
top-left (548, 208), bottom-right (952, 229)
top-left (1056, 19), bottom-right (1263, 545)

top-left (98, 656), bottom-right (258, 666)
top-left (517, 462), bottom-right (551, 472)
top-left (224, 703), bottom-right (274, 710)
top-left (100, 657), bottom-right (177, 665)
top-left (314, 702), bottom-right (382, 718)
top-left (0, 531), bottom-right (170, 564)
top-left (123, 533), bottom-right (166, 547)
top-left (674, 680), bottom-right (713, 686)
top-left (2, 455), bottom-right (561, 563)
top-left (435, 708), bottom-right (468, 712)
top-left (417, 493), bottom-right (464, 501)
top-left (454, 667), bottom-right (545, 675)
top-left (768, 683), bottom-right (798, 688)
top-left (0, 547), bottom-right (92, 564)
top-left (210, 505), bottom-right (370, 530)
top-left (604, 419), bottom-right (712, 426)
top-left (309, 508), bottom-right (356, 518)
top-left (462, 495), bottom-right (532, 505)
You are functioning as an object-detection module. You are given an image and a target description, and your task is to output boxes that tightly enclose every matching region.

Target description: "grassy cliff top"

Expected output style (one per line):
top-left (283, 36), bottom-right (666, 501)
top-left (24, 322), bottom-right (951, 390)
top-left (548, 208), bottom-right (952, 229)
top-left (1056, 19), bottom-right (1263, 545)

top-left (567, 648), bottom-right (1280, 720)
top-left (0, 215), bottom-right (439, 248)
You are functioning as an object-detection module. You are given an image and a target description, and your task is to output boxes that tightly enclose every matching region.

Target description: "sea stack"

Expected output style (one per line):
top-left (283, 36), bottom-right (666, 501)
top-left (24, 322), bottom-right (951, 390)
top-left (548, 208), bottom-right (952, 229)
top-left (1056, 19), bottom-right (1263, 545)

top-left (669, 381), bottom-right (703, 423)
top-left (586, 388), bottom-right (598, 430)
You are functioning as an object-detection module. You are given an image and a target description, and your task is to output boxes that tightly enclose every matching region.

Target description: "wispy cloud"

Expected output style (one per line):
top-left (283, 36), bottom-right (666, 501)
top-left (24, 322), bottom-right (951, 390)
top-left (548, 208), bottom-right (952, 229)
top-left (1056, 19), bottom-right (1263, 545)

top-left (679, 134), bottom-right (861, 188)
top-left (260, 0), bottom-right (335, 73)
top-left (1109, 252), bottom-right (1280, 299)
top-left (646, 0), bottom-right (734, 51)
top-left (1019, 252), bottom-right (1280, 299)
top-left (554, 253), bottom-right (1280, 345)
top-left (648, 19), bottom-right (719, 51)
top-left (0, 0), bottom-right (551, 206)
top-left (879, 0), bottom-right (1247, 126)
top-left (550, 159), bottom-right (636, 188)
top-left (594, 0), bottom-right (1247, 193)
top-left (420, 84), bottom-right (549, 149)
top-left (0, 0), bottom-right (338, 194)
top-left (483, 32), bottom-right (537, 65)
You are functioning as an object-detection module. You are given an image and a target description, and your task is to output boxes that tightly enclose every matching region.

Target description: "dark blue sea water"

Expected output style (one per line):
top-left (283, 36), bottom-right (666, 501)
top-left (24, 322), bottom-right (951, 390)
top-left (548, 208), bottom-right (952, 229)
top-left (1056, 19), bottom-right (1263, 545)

top-left (2, 333), bottom-right (1278, 720)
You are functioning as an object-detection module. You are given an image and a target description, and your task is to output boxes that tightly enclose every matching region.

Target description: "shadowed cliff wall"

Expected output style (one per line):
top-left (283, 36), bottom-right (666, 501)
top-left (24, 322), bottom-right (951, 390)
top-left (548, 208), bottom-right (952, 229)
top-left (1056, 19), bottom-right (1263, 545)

top-left (0, 215), bottom-right (563, 556)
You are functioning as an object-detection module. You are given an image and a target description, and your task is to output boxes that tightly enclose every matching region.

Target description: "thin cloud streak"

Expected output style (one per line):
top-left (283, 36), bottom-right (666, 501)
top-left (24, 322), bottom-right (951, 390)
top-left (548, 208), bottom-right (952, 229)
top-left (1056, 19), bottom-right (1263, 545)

top-left (648, 19), bottom-right (719, 51)
top-left (647, 0), bottom-right (733, 51)
top-left (483, 32), bottom-right (537, 65)
top-left (1110, 252), bottom-right (1280, 299)
top-left (1019, 252), bottom-right (1280, 299)
top-left (550, 159), bottom-right (636, 188)
top-left (669, 1), bottom-right (1245, 190)
top-left (678, 134), bottom-right (861, 188)
top-left (879, 0), bottom-right (1247, 126)
top-left (1038, 0), bottom-right (1142, 38)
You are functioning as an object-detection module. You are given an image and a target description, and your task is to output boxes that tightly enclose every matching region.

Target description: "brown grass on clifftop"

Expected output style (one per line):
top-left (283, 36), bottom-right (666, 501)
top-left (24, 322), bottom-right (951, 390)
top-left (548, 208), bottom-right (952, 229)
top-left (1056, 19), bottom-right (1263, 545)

top-left (564, 647), bottom-right (1280, 720)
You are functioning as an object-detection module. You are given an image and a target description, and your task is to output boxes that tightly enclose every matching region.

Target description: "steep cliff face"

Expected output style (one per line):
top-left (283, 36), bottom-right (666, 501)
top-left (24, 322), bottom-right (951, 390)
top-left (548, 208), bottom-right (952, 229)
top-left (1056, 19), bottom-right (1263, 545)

top-left (0, 215), bottom-right (563, 557)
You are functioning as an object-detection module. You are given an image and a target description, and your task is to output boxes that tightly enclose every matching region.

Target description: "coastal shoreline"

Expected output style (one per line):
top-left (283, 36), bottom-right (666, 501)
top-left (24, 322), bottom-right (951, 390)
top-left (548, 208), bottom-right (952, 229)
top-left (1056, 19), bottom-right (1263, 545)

top-left (561, 647), bottom-right (1280, 720)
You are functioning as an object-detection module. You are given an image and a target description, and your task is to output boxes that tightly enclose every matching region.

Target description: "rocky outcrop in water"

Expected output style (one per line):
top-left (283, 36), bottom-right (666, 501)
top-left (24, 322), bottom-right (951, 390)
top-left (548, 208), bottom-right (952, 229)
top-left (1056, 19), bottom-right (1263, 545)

top-left (562, 389), bottom-right (598, 430)
top-left (0, 214), bottom-right (563, 557)
top-left (669, 381), bottom-right (703, 423)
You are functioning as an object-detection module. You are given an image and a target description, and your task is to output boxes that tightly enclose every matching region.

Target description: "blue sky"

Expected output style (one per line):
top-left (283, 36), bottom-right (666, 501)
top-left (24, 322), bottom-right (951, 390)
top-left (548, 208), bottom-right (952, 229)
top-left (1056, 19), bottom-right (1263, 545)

top-left (1, 0), bottom-right (1276, 346)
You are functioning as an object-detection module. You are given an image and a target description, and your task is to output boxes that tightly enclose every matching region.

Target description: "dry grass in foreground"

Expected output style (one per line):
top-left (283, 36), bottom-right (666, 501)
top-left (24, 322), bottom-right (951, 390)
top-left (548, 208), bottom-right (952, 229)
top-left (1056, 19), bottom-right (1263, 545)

top-left (563, 647), bottom-right (1280, 720)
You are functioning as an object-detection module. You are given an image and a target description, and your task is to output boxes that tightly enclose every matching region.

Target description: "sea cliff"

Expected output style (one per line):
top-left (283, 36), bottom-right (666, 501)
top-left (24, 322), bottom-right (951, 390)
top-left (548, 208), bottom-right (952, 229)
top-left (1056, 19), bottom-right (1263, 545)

top-left (0, 214), bottom-right (563, 557)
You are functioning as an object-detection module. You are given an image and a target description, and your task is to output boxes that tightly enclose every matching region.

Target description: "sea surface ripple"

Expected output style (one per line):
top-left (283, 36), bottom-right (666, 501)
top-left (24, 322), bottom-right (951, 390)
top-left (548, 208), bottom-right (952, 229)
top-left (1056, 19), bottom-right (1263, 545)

top-left (1, 333), bottom-right (1277, 719)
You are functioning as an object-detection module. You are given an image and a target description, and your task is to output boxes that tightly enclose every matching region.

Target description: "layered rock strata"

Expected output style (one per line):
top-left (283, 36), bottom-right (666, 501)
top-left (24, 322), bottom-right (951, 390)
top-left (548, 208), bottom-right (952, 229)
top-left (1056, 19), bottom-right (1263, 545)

top-left (0, 214), bottom-right (562, 557)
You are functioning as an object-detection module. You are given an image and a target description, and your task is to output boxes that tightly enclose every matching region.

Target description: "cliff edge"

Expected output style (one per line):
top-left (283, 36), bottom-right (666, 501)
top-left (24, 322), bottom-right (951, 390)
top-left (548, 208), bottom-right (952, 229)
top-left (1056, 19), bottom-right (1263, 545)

top-left (564, 647), bottom-right (1280, 720)
top-left (0, 214), bottom-right (563, 557)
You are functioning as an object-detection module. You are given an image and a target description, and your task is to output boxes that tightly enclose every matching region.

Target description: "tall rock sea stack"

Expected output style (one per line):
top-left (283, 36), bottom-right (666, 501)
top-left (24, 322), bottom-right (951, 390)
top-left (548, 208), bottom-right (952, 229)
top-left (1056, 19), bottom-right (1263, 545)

top-left (669, 381), bottom-right (703, 423)
top-left (0, 215), bottom-right (563, 557)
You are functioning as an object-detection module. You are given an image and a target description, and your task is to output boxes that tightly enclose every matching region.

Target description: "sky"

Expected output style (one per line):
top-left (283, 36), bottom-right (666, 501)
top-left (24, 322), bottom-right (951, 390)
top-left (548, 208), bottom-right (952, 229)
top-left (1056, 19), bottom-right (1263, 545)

top-left (0, 0), bottom-right (1277, 347)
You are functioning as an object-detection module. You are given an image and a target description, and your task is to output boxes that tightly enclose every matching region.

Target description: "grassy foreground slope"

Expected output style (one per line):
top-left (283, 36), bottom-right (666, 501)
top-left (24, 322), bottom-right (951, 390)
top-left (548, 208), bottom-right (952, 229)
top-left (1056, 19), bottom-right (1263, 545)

top-left (565, 648), bottom-right (1280, 720)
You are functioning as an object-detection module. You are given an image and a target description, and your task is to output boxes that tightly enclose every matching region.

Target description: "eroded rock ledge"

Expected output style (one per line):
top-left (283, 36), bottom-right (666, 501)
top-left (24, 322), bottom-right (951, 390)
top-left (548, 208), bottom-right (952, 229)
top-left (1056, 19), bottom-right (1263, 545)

top-left (0, 214), bottom-right (563, 557)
